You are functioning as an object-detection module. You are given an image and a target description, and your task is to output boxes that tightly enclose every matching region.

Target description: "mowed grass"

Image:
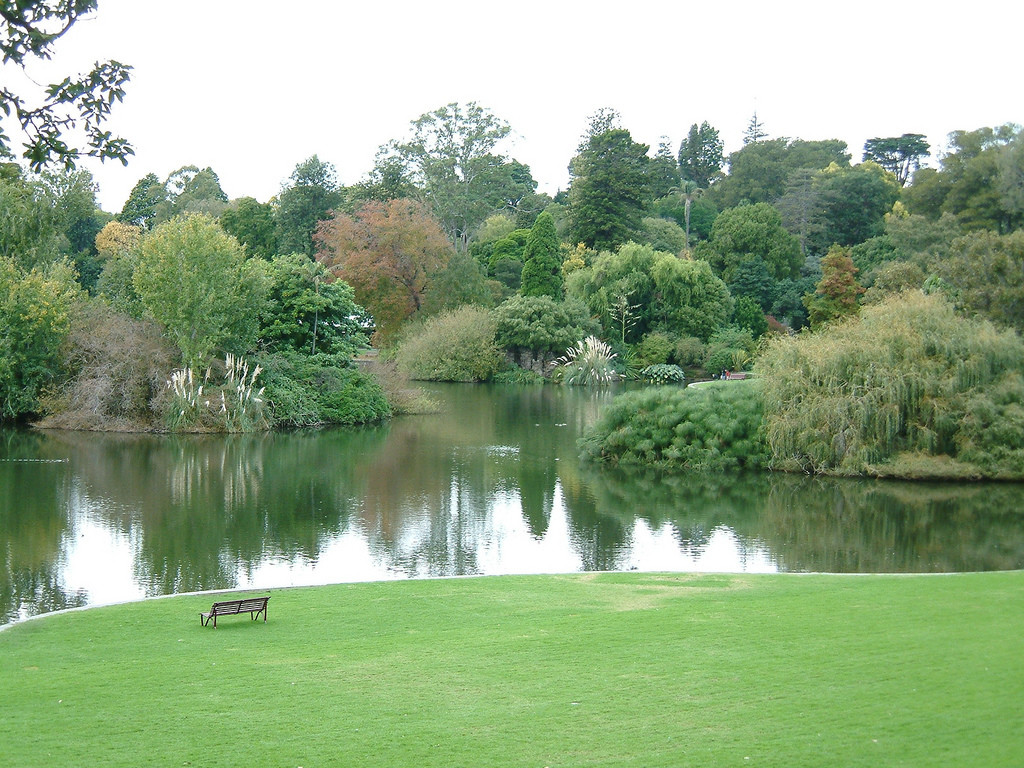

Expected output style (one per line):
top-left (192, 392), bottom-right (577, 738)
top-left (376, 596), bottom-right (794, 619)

top-left (2, 572), bottom-right (1022, 767)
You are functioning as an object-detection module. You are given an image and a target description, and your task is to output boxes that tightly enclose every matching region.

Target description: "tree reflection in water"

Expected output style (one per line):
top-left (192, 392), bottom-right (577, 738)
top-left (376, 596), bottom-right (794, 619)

top-left (2, 384), bottom-right (1022, 625)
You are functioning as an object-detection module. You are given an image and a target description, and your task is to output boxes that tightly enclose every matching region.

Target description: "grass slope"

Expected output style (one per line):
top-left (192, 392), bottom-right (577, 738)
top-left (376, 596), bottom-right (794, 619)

top-left (3, 572), bottom-right (1021, 767)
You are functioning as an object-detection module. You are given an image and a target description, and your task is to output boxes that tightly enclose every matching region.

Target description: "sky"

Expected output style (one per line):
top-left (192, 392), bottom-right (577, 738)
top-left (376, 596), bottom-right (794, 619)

top-left (7, 0), bottom-right (1022, 212)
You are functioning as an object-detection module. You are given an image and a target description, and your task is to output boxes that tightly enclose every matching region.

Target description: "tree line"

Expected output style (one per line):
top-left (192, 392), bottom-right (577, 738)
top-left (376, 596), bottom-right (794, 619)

top-left (1, 98), bottom-right (1022, 432)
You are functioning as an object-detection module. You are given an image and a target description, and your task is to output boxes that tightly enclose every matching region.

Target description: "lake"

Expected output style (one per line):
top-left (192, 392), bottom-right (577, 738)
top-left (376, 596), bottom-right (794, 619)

top-left (2, 382), bottom-right (1023, 626)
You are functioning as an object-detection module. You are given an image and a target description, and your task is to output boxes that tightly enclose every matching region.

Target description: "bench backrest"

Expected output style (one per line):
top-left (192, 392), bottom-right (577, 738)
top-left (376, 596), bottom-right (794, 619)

top-left (211, 597), bottom-right (268, 615)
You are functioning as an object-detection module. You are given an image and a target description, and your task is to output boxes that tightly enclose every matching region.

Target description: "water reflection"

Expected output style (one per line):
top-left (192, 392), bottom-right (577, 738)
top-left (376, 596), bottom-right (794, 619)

top-left (2, 383), bottom-right (1023, 625)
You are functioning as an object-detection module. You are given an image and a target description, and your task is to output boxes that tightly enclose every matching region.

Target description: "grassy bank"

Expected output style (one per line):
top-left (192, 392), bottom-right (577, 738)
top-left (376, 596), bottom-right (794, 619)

top-left (3, 572), bottom-right (1021, 767)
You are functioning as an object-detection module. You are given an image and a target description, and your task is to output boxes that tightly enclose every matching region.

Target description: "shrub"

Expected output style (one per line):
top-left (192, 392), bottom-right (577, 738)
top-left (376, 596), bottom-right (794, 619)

top-left (756, 291), bottom-right (1024, 478)
top-left (579, 380), bottom-right (768, 470)
top-left (395, 306), bottom-right (502, 382)
top-left (552, 336), bottom-right (621, 386)
top-left (640, 364), bottom-right (686, 385)
top-left (637, 332), bottom-right (673, 366)
top-left (1, 257), bottom-right (83, 421)
top-left (492, 295), bottom-right (599, 356)
top-left (674, 336), bottom-right (705, 368)
top-left (703, 326), bottom-right (756, 376)
top-left (257, 351), bottom-right (390, 426)
top-left (36, 300), bottom-right (176, 431)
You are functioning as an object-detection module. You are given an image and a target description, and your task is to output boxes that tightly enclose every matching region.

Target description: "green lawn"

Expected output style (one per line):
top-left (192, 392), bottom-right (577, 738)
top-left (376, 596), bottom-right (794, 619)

top-left (2, 572), bottom-right (1021, 767)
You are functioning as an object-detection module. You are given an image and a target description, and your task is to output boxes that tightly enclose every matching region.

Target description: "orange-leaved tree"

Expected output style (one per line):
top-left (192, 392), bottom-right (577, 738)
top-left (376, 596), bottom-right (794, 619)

top-left (315, 199), bottom-right (453, 345)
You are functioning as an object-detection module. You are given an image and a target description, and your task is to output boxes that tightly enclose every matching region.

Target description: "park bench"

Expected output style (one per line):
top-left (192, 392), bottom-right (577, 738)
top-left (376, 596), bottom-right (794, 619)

top-left (199, 595), bottom-right (269, 628)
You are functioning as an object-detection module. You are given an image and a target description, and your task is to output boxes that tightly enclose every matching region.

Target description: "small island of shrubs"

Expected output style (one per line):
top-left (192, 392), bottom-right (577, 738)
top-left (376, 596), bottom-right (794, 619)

top-left (580, 292), bottom-right (1024, 480)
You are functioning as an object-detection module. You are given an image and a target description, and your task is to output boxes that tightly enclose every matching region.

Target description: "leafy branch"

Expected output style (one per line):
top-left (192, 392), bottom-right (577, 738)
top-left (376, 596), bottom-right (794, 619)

top-left (1, 0), bottom-right (133, 170)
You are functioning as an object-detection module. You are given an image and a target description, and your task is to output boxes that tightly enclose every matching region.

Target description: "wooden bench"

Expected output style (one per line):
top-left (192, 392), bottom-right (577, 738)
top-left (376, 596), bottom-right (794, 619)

top-left (200, 596), bottom-right (269, 628)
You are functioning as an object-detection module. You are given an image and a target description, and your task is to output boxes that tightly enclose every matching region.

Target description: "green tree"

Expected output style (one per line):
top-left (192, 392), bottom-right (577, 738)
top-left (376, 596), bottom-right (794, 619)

top-left (727, 257), bottom-right (776, 311)
top-left (703, 325), bottom-right (757, 375)
top-left (775, 168), bottom-right (825, 256)
top-left (117, 172), bottom-right (167, 230)
top-left (862, 260), bottom-right (925, 304)
top-left (566, 242), bottom-right (731, 342)
top-left (37, 167), bottom-right (106, 288)
top-left (0, 255), bottom-right (81, 419)
top-left (678, 121), bottom-right (724, 188)
top-left (259, 252), bottom-right (367, 357)
top-left (565, 241), bottom-right (658, 344)
top-left (487, 227), bottom-right (529, 294)
top-left (165, 165), bottom-right (228, 219)
top-left (812, 162), bottom-right (901, 250)
top-left (0, 0), bottom-right (132, 170)
top-left (711, 138), bottom-right (851, 210)
top-left (733, 295), bottom-right (768, 337)
top-left (520, 211), bottom-right (563, 298)
top-left (650, 254), bottom-right (733, 341)
top-left (935, 230), bottom-right (1024, 334)
top-left (353, 151), bottom-right (416, 203)
top-left (803, 245), bottom-right (864, 329)
top-left (491, 294), bottom-right (599, 372)
top-left (862, 134), bottom-right (930, 186)
top-left (902, 125), bottom-right (1023, 233)
top-left (567, 117), bottom-right (652, 251)
top-left (638, 216), bottom-right (688, 255)
top-left (93, 219), bottom-right (142, 311)
top-left (276, 155), bottom-right (343, 256)
top-left (743, 112), bottom-right (767, 144)
top-left (649, 139), bottom-right (681, 199)
top-left (421, 249), bottom-right (495, 315)
top-left (381, 102), bottom-right (534, 250)
top-left (0, 163), bottom-right (61, 269)
top-left (651, 187), bottom-right (718, 246)
top-left (697, 202), bottom-right (802, 282)
top-left (219, 197), bottom-right (278, 259)
top-left (133, 215), bottom-right (267, 365)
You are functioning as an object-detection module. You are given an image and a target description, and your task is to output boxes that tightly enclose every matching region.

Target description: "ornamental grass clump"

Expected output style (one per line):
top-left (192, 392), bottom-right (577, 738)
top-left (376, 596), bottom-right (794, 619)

top-left (165, 354), bottom-right (267, 432)
top-left (756, 291), bottom-right (1024, 478)
top-left (552, 336), bottom-right (621, 386)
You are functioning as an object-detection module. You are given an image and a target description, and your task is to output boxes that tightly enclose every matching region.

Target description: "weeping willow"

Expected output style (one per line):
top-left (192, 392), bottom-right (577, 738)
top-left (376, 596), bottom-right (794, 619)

top-left (756, 292), bottom-right (1024, 478)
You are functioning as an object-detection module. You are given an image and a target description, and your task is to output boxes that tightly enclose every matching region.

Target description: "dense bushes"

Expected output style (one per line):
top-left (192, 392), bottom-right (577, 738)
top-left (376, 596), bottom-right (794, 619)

top-left (257, 351), bottom-right (390, 427)
top-left (757, 292), bottom-right (1024, 478)
top-left (581, 293), bottom-right (1024, 479)
top-left (395, 306), bottom-right (503, 382)
top-left (579, 381), bottom-right (768, 470)
top-left (491, 295), bottom-right (599, 370)
top-left (1, 256), bottom-right (82, 420)
top-left (36, 300), bottom-right (175, 431)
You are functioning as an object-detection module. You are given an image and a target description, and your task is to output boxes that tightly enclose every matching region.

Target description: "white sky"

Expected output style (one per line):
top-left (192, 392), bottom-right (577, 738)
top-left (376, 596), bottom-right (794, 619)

top-left (7, 0), bottom-right (1021, 212)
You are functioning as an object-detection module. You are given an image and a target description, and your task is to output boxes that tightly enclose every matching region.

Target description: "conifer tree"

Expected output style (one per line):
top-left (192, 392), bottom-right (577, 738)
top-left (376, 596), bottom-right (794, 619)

top-left (520, 212), bottom-right (563, 298)
top-left (803, 245), bottom-right (864, 329)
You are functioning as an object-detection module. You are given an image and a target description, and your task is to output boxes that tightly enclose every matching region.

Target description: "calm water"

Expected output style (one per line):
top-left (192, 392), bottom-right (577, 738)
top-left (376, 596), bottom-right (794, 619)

top-left (2, 383), bottom-right (1023, 626)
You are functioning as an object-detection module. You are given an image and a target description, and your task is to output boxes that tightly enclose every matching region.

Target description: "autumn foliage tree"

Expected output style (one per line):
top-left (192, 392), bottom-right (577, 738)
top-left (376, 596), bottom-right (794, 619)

top-left (316, 199), bottom-right (453, 344)
top-left (804, 245), bottom-right (864, 329)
